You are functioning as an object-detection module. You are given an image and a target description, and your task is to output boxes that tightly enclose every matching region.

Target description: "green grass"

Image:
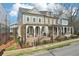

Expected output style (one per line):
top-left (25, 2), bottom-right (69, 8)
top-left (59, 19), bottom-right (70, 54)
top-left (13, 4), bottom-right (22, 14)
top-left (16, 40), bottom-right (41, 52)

top-left (3, 38), bottom-right (79, 56)
top-left (5, 45), bottom-right (17, 51)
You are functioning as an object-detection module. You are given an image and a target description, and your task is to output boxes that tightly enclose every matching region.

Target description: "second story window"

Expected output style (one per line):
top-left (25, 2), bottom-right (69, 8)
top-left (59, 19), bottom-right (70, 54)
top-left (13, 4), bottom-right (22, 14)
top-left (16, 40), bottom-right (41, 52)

top-left (39, 18), bottom-right (41, 22)
top-left (27, 17), bottom-right (29, 22)
top-left (33, 18), bottom-right (35, 22)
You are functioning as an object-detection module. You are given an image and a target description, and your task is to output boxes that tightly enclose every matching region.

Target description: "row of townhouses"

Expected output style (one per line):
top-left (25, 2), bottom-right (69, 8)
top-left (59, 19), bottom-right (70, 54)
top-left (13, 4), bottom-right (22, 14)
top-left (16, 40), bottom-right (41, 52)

top-left (17, 8), bottom-right (74, 39)
top-left (0, 4), bottom-right (75, 44)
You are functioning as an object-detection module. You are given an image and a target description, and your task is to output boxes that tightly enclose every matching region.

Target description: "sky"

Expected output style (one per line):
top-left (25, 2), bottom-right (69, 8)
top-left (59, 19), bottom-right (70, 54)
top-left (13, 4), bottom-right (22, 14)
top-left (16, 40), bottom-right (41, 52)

top-left (2, 3), bottom-right (79, 25)
top-left (2, 3), bottom-right (34, 25)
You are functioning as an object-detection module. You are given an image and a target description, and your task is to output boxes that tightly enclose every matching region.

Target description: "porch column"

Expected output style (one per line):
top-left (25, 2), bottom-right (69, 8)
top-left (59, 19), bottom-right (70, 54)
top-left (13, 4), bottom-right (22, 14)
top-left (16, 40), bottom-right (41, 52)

top-left (72, 27), bottom-right (74, 34)
top-left (33, 26), bottom-right (36, 37)
top-left (18, 25), bottom-right (21, 37)
top-left (61, 27), bottom-right (63, 35)
top-left (71, 27), bottom-right (74, 34)
top-left (70, 27), bottom-right (72, 34)
top-left (60, 27), bottom-right (62, 35)
top-left (66, 27), bottom-right (68, 34)
top-left (26, 25), bottom-right (28, 38)
top-left (63, 27), bottom-right (65, 35)
top-left (45, 26), bottom-right (49, 36)
top-left (69, 27), bottom-right (71, 34)
top-left (67, 27), bottom-right (69, 34)
top-left (39, 26), bottom-right (42, 36)
top-left (57, 27), bottom-right (59, 36)
top-left (52, 26), bottom-right (54, 39)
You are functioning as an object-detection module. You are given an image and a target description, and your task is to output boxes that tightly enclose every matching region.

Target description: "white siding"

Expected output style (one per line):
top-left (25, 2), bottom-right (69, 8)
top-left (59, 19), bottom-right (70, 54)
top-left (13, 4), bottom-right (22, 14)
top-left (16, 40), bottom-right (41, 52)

top-left (23, 14), bottom-right (45, 25)
top-left (58, 19), bottom-right (68, 25)
top-left (49, 18), bottom-right (53, 25)
top-left (45, 17), bottom-right (48, 24)
top-left (53, 19), bottom-right (57, 25)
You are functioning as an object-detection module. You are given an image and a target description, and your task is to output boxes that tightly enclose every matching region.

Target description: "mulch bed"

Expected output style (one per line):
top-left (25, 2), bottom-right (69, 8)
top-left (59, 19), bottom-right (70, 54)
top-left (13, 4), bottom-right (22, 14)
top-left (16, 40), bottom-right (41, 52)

top-left (0, 40), bottom-right (16, 49)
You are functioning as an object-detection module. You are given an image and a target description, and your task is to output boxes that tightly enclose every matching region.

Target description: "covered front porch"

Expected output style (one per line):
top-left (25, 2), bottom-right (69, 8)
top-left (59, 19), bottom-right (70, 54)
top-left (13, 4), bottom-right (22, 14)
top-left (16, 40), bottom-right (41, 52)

top-left (52, 25), bottom-right (74, 39)
top-left (18, 24), bottom-right (74, 39)
top-left (26, 25), bottom-right (49, 37)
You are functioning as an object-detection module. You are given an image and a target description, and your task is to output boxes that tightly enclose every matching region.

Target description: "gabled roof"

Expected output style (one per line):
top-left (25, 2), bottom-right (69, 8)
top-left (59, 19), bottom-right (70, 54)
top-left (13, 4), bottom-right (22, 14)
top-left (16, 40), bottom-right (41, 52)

top-left (40, 11), bottom-right (48, 15)
top-left (28, 8), bottom-right (41, 15)
top-left (19, 7), bottom-right (31, 13)
top-left (19, 7), bottom-right (56, 18)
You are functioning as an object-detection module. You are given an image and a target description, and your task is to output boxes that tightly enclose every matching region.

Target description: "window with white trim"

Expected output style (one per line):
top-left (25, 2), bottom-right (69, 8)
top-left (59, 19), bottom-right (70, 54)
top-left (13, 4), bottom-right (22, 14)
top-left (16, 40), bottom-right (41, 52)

top-left (33, 18), bottom-right (35, 22)
top-left (27, 17), bottom-right (29, 22)
top-left (39, 18), bottom-right (41, 22)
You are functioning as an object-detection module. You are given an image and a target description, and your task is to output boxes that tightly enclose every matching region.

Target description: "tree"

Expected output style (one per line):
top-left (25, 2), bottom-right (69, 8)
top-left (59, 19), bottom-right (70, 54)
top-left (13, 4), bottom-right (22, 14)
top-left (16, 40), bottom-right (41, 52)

top-left (47, 3), bottom-right (64, 18)
top-left (61, 4), bottom-right (79, 26)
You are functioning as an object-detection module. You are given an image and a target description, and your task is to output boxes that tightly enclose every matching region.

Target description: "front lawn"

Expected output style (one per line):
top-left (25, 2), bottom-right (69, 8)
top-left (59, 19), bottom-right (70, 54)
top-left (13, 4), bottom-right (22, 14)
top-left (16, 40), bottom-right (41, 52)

top-left (3, 38), bottom-right (79, 56)
top-left (5, 43), bottom-right (17, 51)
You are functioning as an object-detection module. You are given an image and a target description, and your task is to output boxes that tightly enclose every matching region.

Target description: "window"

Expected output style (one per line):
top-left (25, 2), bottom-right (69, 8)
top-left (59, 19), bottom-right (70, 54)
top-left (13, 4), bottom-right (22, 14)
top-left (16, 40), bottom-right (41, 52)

top-left (39, 18), bottom-right (41, 22)
top-left (33, 18), bottom-right (35, 22)
top-left (27, 17), bottom-right (29, 22)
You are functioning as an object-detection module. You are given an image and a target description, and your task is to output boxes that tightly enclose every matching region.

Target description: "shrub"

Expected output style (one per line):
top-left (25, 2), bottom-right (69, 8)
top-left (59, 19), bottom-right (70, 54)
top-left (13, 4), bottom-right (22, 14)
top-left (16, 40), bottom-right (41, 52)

top-left (70, 34), bottom-right (78, 39)
top-left (15, 37), bottom-right (24, 48)
top-left (34, 39), bottom-right (41, 46)
top-left (15, 37), bottom-right (20, 44)
top-left (41, 40), bottom-right (50, 44)
top-left (74, 32), bottom-right (79, 36)
top-left (55, 36), bottom-right (68, 42)
top-left (33, 39), bottom-right (50, 46)
top-left (6, 45), bottom-right (17, 51)
top-left (25, 42), bottom-right (30, 48)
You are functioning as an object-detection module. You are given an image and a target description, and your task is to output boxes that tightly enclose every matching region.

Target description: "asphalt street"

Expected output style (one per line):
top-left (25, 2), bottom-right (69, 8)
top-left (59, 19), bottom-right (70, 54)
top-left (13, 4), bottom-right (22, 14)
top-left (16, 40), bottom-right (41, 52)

top-left (32, 42), bottom-right (79, 56)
